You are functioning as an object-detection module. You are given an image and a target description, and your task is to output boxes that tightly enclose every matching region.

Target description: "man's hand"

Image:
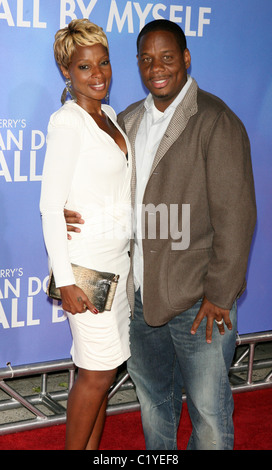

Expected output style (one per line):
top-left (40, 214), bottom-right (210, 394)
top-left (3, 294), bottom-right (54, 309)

top-left (64, 209), bottom-right (84, 239)
top-left (191, 296), bottom-right (232, 343)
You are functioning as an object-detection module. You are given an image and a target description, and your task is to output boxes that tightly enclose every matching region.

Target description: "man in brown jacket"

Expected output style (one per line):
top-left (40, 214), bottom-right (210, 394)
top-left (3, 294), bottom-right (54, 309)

top-left (65, 20), bottom-right (256, 450)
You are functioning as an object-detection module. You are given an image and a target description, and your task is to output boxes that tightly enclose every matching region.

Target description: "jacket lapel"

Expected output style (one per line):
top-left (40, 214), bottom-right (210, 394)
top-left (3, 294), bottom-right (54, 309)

top-left (123, 102), bottom-right (145, 208)
top-left (122, 78), bottom-right (198, 203)
top-left (150, 78), bottom-right (198, 175)
top-left (124, 102), bottom-right (145, 153)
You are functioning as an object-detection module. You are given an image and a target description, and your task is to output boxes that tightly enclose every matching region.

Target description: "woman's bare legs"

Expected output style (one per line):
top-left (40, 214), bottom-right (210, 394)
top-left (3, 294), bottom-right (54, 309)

top-left (65, 367), bottom-right (117, 450)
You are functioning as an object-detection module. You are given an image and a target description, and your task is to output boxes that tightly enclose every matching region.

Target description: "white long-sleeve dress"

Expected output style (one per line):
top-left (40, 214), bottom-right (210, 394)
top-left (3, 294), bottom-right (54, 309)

top-left (40, 100), bottom-right (132, 371)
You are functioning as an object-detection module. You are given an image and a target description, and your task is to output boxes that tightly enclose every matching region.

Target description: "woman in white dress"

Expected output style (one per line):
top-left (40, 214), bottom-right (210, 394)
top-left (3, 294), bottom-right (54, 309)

top-left (40, 19), bottom-right (131, 450)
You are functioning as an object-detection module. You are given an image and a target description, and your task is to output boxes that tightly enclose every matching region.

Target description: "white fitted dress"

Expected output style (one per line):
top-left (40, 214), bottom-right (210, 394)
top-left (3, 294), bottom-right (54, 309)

top-left (40, 101), bottom-right (132, 371)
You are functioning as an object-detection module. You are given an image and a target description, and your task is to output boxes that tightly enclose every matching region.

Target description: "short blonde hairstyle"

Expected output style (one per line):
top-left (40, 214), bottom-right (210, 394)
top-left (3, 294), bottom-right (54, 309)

top-left (54, 19), bottom-right (109, 69)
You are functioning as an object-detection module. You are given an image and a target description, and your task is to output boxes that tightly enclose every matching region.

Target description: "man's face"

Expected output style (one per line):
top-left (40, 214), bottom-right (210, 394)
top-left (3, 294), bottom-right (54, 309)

top-left (137, 30), bottom-right (191, 112)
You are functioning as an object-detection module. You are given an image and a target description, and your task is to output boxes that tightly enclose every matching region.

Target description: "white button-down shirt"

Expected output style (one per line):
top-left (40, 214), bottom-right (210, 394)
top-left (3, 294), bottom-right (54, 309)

top-left (133, 76), bottom-right (192, 294)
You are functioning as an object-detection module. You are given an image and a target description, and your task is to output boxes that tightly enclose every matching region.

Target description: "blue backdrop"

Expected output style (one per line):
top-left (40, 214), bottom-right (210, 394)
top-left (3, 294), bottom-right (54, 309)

top-left (0, 0), bottom-right (271, 367)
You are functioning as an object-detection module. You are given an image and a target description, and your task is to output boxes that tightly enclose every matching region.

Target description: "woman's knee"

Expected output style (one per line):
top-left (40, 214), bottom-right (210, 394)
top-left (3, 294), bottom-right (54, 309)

top-left (77, 367), bottom-right (117, 393)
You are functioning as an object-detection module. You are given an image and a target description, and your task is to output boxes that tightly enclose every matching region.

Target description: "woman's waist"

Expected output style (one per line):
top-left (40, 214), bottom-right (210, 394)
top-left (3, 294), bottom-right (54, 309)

top-left (67, 238), bottom-right (131, 273)
top-left (68, 206), bottom-right (131, 237)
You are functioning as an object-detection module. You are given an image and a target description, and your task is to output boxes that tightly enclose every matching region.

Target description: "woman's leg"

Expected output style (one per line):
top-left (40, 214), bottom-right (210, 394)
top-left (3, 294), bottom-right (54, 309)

top-left (65, 367), bottom-right (117, 450)
top-left (85, 394), bottom-right (108, 450)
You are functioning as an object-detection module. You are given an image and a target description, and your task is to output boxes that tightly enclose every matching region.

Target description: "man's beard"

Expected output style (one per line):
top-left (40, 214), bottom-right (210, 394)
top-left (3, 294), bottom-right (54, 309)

top-left (153, 91), bottom-right (169, 100)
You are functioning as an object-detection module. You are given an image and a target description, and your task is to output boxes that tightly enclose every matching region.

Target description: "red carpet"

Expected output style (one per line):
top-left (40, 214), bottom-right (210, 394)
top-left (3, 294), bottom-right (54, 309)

top-left (0, 389), bottom-right (271, 450)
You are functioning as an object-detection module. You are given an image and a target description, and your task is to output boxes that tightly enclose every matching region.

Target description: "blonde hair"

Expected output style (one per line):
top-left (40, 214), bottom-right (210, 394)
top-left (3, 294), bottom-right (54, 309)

top-left (54, 19), bottom-right (109, 69)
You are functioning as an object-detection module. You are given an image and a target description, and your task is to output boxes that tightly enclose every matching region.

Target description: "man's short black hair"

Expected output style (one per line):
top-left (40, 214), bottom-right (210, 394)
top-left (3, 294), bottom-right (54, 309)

top-left (137, 19), bottom-right (187, 54)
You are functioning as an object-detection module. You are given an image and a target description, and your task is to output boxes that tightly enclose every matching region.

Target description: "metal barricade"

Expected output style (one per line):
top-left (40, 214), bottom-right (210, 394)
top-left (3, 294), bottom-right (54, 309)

top-left (0, 330), bottom-right (271, 435)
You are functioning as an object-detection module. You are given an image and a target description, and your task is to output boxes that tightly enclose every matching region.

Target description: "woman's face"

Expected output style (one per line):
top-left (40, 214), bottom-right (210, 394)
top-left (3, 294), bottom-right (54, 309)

top-left (62, 43), bottom-right (112, 110)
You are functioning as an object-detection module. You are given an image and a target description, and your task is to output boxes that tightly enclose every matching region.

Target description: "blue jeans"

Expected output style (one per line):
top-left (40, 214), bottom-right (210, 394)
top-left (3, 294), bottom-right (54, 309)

top-left (127, 289), bottom-right (237, 450)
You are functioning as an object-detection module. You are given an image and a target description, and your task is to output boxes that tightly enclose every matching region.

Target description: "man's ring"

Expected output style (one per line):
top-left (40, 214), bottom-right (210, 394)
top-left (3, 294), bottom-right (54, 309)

top-left (215, 319), bottom-right (224, 325)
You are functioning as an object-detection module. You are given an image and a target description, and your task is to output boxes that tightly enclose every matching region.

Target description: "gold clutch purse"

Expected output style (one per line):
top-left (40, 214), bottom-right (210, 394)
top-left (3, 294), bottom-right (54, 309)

top-left (47, 263), bottom-right (119, 312)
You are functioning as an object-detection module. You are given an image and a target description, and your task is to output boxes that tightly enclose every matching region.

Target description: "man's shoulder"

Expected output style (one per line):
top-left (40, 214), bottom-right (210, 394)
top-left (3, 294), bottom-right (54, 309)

top-left (118, 99), bottom-right (145, 121)
top-left (197, 87), bottom-right (238, 119)
top-left (196, 87), bottom-right (248, 137)
top-left (197, 87), bottom-right (227, 108)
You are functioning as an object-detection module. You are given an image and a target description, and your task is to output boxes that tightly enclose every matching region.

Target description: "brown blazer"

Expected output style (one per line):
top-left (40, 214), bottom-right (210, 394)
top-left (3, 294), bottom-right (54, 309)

top-left (118, 78), bottom-right (257, 327)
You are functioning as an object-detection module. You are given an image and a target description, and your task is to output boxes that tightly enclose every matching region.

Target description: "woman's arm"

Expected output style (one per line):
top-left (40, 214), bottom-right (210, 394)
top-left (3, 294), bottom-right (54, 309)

top-left (40, 112), bottom-right (98, 314)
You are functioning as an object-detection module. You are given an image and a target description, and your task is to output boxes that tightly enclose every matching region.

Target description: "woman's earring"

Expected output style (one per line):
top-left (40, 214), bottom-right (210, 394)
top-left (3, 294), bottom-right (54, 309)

top-left (61, 79), bottom-right (76, 105)
top-left (104, 91), bottom-right (109, 105)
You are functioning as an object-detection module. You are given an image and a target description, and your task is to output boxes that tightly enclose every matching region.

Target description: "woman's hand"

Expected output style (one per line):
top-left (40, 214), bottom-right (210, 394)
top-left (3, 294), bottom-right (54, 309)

top-left (59, 285), bottom-right (99, 315)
